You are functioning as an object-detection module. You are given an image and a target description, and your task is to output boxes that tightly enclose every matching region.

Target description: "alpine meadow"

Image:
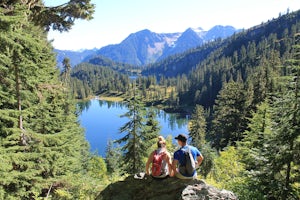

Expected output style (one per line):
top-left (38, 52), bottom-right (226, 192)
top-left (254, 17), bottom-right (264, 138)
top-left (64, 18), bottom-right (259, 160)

top-left (0, 1), bottom-right (300, 200)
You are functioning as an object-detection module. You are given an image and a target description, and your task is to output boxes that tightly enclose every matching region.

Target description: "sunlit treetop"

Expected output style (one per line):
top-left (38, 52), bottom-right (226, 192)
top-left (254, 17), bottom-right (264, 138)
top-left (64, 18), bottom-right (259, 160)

top-left (0, 0), bottom-right (95, 32)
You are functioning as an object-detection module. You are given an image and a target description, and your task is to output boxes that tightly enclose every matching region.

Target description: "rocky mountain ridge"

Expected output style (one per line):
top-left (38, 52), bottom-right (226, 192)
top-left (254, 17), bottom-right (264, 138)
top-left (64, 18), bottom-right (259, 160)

top-left (55, 25), bottom-right (239, 67)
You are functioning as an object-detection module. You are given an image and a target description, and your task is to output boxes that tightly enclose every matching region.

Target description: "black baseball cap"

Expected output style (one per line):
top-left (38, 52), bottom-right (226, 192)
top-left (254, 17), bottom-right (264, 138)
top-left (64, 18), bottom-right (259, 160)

top-left (175, 134), bottom-right (187, 142)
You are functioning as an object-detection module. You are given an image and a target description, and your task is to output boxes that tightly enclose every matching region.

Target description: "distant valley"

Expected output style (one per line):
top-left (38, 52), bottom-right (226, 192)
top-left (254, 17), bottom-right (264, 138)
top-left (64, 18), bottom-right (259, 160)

top-left (55, 25), bottom-right (240, 68)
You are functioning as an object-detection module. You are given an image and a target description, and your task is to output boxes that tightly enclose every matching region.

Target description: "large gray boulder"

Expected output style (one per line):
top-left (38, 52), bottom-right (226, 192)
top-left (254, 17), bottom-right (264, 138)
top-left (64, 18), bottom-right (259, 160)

top-left (97, 174), bottom-right (238, 200)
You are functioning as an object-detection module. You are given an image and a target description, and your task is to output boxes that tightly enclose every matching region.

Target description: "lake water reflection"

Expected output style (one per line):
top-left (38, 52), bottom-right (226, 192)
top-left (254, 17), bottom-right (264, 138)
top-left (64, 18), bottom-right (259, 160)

top-left (77, 99), bottom-right (189, 156)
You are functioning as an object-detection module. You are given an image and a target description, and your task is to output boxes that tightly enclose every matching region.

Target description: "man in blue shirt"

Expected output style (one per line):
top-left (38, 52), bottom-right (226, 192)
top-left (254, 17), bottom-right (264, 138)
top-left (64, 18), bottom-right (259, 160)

top-left (171, 134), bottom-right (204, 179)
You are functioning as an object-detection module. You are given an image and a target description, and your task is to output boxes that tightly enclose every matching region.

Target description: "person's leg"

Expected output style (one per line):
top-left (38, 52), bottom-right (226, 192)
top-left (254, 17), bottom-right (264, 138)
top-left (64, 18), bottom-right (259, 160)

top-left (175, 172), bottom-right (193, 179)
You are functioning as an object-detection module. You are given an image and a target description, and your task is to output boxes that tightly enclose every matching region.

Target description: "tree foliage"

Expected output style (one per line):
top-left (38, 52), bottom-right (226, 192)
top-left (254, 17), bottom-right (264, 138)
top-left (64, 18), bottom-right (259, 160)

top-left (237, 42), bottom-right (300, 199)
top-left (70, 63), bottom-right (130, 99)
top-left (0, 0), bottom-right (95, 32)
top-left (115, 85), bottom-right (161, 174)
top-left (0, 1), bottom-right (99, 199)
top-left (189, 104), bottom-right (207, 147)
top-left (105, 140), bottom-right (123, 176)
top-left (210, 81), bottom-right (250, 150)
top-left (206, 147), bottom-right (245, 190)
top-left (115, 92), bottom-right (147, 174)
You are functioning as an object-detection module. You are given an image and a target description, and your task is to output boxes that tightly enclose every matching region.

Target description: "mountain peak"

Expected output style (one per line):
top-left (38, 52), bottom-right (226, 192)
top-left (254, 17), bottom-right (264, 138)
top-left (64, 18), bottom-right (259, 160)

top-left (205, 25), bottom-right (238, 41)
top-left (192, 27), bottom-right (205, 34)
top-left (136, 29), bottom-right (153, 35)
top-left (182, 27), bottom-right (201, 36)
top-left (125, 29), bottom-right (154, 40)
top-left (211, 25), bottom-right (236, 30)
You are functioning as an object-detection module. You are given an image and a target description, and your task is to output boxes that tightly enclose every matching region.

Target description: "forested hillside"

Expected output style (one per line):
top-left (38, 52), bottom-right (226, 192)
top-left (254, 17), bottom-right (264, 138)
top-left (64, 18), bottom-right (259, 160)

top-left (70, 63), bottom-right (131, 99)
top-left (143, 10), bottom-right (300, 108)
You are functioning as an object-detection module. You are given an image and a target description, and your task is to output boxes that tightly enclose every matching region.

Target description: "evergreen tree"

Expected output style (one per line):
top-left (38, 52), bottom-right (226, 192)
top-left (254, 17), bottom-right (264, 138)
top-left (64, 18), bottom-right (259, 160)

top-left (206, 146), bottom-right (245, 196)
top-left (105, 140), bottom-right (122, 175)
top-left (265, 45), bottom-right (300, 199)
top-left (238, 101), bottom-right (273, 199)
top-left (143, 107), bottom-right (160, 148)
top-left (188, 104), bottom-right (215, 178)
top-left (115, 92), bottom-right (147, 174)
top-left (61, 57), bottom-right (71, 85)
top-left (86, 155), bottom-right (107, 180)
top-left (238, 43), bottom-right (300, 199)
top-left (189, 104), bottom-right (207, 147)
top-left (0, 3), bottom-right (91, 199)
top-left (0, 0), bottom-right (95, 32)
top-left (210, 81), bottom-right (249, 150)
top-left (239, 101), bottom-right (272, 170)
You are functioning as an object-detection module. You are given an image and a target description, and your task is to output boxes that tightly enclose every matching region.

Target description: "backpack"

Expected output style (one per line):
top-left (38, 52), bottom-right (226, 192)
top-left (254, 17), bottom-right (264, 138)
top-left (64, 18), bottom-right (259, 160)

top-left (179, 146), bottom-right (196, 176)
top-left (151, 150), bottom-right (165, 176)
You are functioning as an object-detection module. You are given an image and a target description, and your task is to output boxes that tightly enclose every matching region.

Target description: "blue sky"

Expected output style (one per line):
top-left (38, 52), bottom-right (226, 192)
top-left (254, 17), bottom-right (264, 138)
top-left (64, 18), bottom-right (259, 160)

top-left (46, 0), bottom-right (300, 50)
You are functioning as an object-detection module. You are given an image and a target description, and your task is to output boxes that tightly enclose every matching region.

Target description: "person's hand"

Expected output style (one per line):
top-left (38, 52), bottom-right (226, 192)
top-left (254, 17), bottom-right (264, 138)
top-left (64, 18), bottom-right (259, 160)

top-left (195, 161), bottom-right (199, 169)
top-left (169, 169), bottom-right (174, 177)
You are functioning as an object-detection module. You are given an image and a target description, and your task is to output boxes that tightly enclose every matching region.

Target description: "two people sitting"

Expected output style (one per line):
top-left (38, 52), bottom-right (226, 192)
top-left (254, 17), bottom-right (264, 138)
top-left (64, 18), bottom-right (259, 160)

top-left (145, 134), bottom-right (204, 179)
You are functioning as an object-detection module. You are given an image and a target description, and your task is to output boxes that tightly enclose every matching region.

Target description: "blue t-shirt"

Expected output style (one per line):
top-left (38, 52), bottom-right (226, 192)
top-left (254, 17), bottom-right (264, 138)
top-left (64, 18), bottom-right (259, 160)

top-left (174, 145), bottom-right (201, 176)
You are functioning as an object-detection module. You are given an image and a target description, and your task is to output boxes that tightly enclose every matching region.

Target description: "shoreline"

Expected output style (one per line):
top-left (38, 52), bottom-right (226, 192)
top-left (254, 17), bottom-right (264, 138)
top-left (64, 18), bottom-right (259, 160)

top-left (77, 95), bottom-right (192, 116)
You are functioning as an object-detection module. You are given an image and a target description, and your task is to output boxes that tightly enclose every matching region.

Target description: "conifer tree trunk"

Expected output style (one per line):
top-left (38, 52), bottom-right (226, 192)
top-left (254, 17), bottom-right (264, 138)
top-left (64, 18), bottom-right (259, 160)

top-left (14, 64), bottom-right (23, 130)
top-left (14, 63), bottom-right (27, 146)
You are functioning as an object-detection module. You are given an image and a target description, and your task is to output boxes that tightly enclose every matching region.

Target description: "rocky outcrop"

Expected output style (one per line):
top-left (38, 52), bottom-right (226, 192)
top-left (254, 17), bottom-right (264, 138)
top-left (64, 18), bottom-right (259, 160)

top-left (97, 174), bottom-right (238, 200)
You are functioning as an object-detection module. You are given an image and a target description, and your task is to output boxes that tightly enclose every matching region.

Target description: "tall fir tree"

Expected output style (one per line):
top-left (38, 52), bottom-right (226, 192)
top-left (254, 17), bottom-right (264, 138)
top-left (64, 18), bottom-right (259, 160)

top-left (265, 44), bottom-right (300, 199)
top-left (238, 101), bottom-right (273, 198)
top-left (61, 57), bottom-right (71, 86)
top-left (189, 104), bottom-right (207, 147)
top-left (0, 0), bottom-right (95, 32)
top-left (115, 92), bottom-right (147, 174)
top-left (239, 101), bottom-right (272, 171)
top-left (188, 104), bottom-right (215, 178)
top-left (0, 2), bottom-right (93, 199)
top-left (143, 107), bottom-right (161, 153)
top-left (210, 81), bottom-right (249, 150)
top-left (105, 140), bottom-right (122, 175)
top-left (238, 42), bottom-right (300, 199)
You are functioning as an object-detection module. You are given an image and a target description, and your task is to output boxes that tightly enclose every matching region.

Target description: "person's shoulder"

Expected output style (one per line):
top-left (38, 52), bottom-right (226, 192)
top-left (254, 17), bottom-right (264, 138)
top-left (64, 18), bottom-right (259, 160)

top-left (189, 145), bottom-right (200, 152)
top-left (189, 145), bottom-right (198, 150)
top-left (150, 150), bottom-right (156, 156)
top-left (174, 148), bottom-right (181, 153)
top-left (174, 148), bottom-right (182, 156)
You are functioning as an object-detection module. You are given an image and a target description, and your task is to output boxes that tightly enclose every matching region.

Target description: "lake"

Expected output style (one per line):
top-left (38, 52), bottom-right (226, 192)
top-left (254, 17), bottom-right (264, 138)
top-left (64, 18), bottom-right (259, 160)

top-left (77, 99), bottom-right (189, 156)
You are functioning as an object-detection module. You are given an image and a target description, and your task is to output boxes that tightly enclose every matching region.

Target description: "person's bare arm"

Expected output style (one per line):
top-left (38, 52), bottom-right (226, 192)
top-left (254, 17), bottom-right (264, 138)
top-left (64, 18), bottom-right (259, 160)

top-left (145, 151), bottom-right (154, 175)
top-left (196, 154), bottom-right (204, 168)
top-left (171, 159), bottom-right (178, 177)
top-left (166, 152), bottom-right (173, 176)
